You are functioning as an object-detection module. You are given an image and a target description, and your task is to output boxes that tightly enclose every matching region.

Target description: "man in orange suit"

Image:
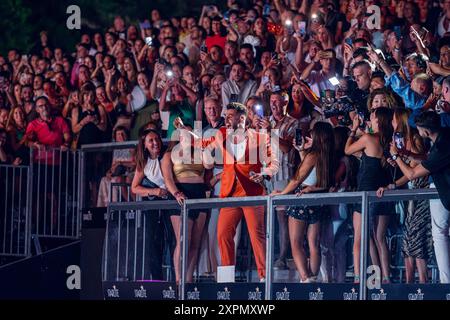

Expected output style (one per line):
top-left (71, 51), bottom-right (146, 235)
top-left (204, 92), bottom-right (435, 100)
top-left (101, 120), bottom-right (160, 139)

top-left (205, 102), bottom-right (279, 281)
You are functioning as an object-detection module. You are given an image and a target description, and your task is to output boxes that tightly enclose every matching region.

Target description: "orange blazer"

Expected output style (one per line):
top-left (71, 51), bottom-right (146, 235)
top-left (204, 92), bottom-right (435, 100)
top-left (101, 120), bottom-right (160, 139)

top-left (208, 127), bottom-right (279, 198)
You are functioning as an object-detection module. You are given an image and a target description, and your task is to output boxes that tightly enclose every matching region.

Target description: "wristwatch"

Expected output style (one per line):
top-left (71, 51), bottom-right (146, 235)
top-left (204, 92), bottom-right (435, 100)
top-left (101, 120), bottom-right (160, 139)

top-left (391, 153), bottom-right (399, 161)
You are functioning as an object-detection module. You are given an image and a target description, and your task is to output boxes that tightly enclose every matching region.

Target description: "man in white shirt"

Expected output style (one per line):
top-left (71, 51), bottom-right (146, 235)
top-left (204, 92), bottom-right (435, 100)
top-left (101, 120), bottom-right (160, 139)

top-left (300, 49), bottom-right (338, 97)
top-left (221, 61), bottom-right (257, 114)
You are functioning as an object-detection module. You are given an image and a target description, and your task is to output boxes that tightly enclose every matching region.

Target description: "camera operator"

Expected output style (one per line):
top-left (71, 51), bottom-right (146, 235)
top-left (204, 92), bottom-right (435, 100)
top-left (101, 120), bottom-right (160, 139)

top-left (349, 60), bottom-right (372, 116)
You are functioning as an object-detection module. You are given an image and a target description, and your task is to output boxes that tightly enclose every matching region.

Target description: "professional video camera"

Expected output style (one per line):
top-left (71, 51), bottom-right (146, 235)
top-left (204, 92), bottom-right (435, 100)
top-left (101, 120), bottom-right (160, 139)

top-left (322, 95), bottom-right (355, 126)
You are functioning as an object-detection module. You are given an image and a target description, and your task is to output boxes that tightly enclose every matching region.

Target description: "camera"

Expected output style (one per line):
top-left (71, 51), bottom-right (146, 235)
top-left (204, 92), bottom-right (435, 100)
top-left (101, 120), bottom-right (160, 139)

top-left (323, 96), bottom-right (355, 126)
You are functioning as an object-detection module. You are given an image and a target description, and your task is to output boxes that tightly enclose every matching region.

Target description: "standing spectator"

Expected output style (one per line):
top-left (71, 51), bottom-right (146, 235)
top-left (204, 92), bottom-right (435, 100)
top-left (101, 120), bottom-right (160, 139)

top-left (161, 126), bottom-right (208, 283)
top-left (6, 107), bottom-right (28, 164)
top-left (71, 83), bottom-right (107, 148)
top-left (377, 108), bottom-right (432, 283)
top-left (159, 78), bottom-right (197, 141)
top-left (25, 96), bottom-right (71, 155)
top-left (390, 111), bottom-right (450, 283)
top-left (272, 122), bottom-right (335, 283)
top-left (268, 91), bottom-right (299, 270)
top-left (205, 16), bottom-right (227, 51)
top-left (221, 61), bottom-right (257, 108)
top-left (301, 49), bottom-right (339, 98)
top-left (345, 107), bottom-right (394, 284)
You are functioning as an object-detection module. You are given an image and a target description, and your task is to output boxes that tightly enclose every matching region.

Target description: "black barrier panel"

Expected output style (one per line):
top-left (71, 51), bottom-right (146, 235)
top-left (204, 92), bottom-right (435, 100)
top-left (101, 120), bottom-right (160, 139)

top-left (368, 284), bottom-right (450, 300)
top-left (185, 283), bottom-right (266, 301)
top-left (272, 283), bottom-right (360, 301)
top-left (103, 281), bottom-right (178, 300)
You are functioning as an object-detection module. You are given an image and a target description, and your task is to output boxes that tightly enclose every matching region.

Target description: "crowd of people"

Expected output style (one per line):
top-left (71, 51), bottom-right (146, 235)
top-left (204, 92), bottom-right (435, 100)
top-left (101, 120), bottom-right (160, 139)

top-left (1, 0), bottom-right (450, 284)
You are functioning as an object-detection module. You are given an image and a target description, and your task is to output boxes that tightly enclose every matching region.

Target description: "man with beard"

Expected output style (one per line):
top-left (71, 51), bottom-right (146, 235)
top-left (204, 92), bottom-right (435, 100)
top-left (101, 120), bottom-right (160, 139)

top-left (204, 102), bottom-right (278, 282)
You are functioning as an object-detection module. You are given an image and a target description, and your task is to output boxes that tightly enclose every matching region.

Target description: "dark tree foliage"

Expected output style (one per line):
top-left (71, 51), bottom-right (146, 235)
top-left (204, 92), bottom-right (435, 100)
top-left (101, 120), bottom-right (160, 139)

top-left (0, 0), bottom-right (226, 55)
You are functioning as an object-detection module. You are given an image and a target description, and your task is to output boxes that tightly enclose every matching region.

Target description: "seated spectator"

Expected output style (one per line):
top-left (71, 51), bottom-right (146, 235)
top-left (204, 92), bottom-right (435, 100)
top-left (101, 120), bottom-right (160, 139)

top-left (97, 126), bottom-right (136, 207)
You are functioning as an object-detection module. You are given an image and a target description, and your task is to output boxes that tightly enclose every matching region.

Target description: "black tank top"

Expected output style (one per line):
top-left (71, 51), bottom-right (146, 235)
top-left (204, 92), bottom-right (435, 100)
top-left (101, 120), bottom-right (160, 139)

top-left (357, 152), bottom-right (389, 191)
top-left (77, 106), bottom-right (104, 148)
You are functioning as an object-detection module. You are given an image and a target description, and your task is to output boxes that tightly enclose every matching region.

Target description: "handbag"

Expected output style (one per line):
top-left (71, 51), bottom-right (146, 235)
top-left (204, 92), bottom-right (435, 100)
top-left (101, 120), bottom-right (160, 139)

top-left (140, 176), bottom-right (168, 201)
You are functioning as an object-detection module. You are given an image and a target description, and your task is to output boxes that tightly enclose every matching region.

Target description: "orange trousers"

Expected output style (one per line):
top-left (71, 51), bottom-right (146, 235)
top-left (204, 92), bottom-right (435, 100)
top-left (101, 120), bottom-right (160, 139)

top-left (217, 179), bottom-right (266, 279)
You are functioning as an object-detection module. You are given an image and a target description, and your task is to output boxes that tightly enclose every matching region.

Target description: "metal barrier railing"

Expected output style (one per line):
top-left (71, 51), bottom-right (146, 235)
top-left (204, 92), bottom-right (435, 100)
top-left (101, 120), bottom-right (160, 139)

top-left (79, 140), bottom-right (168, 210)
top-left (0, 165), bottom-right (31, 257)
top-left (109, 182), bottom-right (134, 204)
top-left (29, 147), bottom-right (81, 239)
top-left (103, 200), bottom-right (180, 282)
top-left (106, 188), bottom-right (440, 300)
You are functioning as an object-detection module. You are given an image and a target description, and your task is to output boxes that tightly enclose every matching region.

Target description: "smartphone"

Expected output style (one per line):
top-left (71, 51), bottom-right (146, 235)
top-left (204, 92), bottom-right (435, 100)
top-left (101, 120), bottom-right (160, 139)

top-left (254, 104), bottom-right (264, 118)
top-left (284, 19), bottom-right (294, 35)
top-left (261, 76), bottom-right (269, 85)
top-left (145, 37), bottom-right (153, 47)
top-left (271, 52), bottom-right (278, 60)
top-left (329, 76), bottom-right (339, 86)
top-left (320, 51), bottom-right (333, 59)
top-left (230, 94), bottom-right (238, 103)
top-left (393, 132), bottom-right (405, 150)
top-left (311, 13), bottom-right (320, 23)
top-left (357, 111), bottom-right (366, 129)
top-left (351, 19), bottom-right (358, 28)
top-left (420, 27), bottom-right (429, 39)
top-left (393, 26), bottom-right (402, 40)
top-left (295, 128), bottom-right (303, 146)
top-left (200, 43), bottom-right (208, 53)
top-left (139, 20), bottom-right (151, 30)
top-left (166, 70), bottom-right (174, 78)
top-left (298, 21), bottom-right (306, 37)
top-left (263, 4), bottom-right (271, 16)
top-left (345, 37), bottom-right (353, 46)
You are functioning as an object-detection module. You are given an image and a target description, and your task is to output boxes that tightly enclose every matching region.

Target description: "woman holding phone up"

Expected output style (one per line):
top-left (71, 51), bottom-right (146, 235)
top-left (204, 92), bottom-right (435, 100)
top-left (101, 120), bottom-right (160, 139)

top-left (272, 122), bottom-right (335, 283)
top-left (345, 107), bottom-right (394, 284)
top-left (376, 108), bottom-right (432, 283)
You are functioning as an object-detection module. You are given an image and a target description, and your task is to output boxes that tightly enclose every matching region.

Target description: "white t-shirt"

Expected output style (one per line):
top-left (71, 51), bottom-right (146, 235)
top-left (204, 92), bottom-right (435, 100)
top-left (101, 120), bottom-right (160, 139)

top-left (143, 158), bottom-right (166, 189)
top-left (230, 139), bottom-right (247, 162)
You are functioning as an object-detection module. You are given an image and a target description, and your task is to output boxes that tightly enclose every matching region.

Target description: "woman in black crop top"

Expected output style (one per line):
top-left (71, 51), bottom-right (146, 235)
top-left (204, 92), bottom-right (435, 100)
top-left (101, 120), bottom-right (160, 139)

top-left (71, 82), bottom-right (107, 148)
top-left (345, 107), bottom-right (394, 284)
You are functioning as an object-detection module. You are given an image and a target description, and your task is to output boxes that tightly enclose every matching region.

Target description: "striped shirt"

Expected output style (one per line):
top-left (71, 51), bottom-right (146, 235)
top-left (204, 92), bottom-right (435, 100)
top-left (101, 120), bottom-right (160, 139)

top-left (270, 114), bottom-right (300, 181)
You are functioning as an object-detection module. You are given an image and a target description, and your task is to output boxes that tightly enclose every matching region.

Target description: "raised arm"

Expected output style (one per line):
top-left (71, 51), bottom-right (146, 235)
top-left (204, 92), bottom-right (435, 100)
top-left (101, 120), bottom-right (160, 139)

top-left (278, 153), bottom-right (316, 195)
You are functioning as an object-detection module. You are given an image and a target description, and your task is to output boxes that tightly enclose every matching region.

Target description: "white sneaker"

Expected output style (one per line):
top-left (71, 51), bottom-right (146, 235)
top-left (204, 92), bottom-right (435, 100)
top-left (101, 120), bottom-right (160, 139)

top-left (259, 277), bottom-right (266, 283)
top-left (300, 278), bottom-right (311, 283)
